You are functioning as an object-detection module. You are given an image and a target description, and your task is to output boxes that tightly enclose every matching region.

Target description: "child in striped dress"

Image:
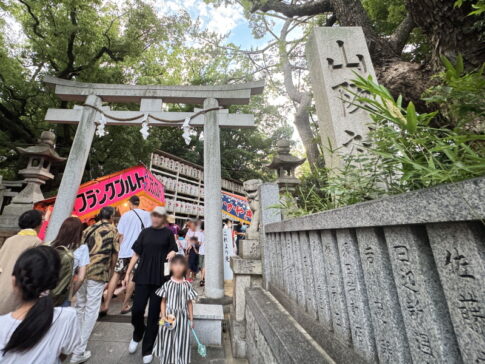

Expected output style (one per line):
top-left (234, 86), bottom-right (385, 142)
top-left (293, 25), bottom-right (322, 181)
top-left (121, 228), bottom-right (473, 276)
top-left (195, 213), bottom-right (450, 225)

top-left (154, 255), bottom-right (197, 364)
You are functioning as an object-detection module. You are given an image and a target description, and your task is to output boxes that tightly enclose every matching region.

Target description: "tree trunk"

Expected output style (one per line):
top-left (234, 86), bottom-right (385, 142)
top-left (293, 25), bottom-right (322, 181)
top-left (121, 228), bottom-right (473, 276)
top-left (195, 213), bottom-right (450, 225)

top-left (279, 20), bottom-right (322, 169)
top-left (328, 0), bottom-right (432, 109)
top-left (375, 0), bottom-right (485, 110)
top-left (329, 0), bottom-right (399, 64)
top-left (294, 93), bottom-right (321, 169)
top-left (405, 0), bottom-right (485, 69)
top-left (376, 61), bottom-right (434, 111)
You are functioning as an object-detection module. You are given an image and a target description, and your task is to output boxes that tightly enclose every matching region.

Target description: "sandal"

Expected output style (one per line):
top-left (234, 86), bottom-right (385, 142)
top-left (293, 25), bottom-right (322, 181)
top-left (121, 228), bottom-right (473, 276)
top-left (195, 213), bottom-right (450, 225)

top-left (120, 306), bottom-right (132, 315)
top-left (200, 280), bottom-right (205, 287)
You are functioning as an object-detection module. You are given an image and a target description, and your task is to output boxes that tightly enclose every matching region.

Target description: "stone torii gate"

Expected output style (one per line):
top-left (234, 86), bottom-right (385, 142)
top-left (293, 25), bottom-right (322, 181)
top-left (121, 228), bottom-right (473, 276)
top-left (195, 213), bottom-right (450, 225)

top-left (42, 76), bottom-right (264, 299)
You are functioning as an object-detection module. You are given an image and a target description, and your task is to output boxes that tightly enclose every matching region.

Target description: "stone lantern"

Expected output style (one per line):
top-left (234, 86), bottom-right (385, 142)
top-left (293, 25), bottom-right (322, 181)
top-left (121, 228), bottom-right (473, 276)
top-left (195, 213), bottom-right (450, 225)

top-left (267, 139), bottom-right (305, 193)
top-left (0, 130), bottom-right (66, 228)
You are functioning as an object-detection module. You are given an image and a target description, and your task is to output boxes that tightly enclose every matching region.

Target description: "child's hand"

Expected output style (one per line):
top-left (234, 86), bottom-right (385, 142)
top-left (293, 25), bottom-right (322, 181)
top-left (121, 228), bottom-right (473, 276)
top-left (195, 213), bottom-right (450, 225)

top-left (159, 316), bottom-right (166, 325)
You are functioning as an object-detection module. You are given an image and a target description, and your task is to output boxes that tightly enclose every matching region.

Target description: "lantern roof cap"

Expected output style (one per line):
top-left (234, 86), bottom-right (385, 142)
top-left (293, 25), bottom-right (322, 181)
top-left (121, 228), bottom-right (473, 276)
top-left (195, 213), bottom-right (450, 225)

top-left (267, 139), bottom-right (305, 169)
top-left (16, 131), bottom-right (66, 163)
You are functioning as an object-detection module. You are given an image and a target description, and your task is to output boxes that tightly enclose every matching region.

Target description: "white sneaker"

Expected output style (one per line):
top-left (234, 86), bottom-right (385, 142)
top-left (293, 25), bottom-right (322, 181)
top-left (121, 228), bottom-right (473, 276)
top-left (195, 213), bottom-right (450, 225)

top-left (128, 339), bottom-right (139, 354)
top-left (70, 350), bottom-right (92, 363)
top-left (143, 354), bottom-right (153, 363)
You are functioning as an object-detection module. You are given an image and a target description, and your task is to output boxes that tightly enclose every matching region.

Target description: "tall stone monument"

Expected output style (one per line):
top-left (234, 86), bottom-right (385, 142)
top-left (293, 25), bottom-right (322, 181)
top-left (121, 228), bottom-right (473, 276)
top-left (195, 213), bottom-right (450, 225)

top-left (306, 27), bottom-right (377, 169)
top-left (0, 131), bottom-right (65, 228)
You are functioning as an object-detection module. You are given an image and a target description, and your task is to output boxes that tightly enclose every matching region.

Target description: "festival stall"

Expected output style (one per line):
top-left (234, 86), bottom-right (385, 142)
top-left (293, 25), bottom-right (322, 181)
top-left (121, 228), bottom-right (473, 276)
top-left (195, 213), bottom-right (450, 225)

top-left (35, 165), bottom-right (165, 239)
top-left (36, 163), bottom-right (251, 247)
top-left (221, 192), bottom-right (252, 224)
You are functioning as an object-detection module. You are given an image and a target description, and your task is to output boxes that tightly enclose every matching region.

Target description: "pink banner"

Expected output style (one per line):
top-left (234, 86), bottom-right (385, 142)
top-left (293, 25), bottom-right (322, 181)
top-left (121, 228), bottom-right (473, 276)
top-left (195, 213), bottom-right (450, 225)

top-left (73, 165), bottom-right (165, 216)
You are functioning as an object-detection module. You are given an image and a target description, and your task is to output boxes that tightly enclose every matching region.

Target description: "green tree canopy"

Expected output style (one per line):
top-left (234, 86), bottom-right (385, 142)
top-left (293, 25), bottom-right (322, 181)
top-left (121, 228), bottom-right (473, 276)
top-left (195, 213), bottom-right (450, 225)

top-left (0, 0), bottom-right (286, 193)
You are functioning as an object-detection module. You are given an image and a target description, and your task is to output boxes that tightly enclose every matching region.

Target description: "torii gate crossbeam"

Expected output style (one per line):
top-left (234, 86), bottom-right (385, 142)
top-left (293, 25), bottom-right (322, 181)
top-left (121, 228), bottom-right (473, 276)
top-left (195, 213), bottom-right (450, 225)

top-left (44, 76), bottom-right (264, 105)
top-left (43, 76), bottom-right (264, 300)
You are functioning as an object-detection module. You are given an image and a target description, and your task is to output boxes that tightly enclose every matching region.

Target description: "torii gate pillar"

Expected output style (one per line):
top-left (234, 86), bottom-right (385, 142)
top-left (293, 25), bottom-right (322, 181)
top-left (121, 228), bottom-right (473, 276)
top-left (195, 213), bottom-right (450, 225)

top-left (45, 94), bottom-right (102, 242)
top-left (203, 98), bottom-right (224, 298)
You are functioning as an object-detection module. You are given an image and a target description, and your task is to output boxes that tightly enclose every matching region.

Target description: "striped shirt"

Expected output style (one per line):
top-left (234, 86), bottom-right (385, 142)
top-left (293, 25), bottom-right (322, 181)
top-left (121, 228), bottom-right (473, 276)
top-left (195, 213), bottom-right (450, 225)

top-left (156, 279), bottom-right (197, 311)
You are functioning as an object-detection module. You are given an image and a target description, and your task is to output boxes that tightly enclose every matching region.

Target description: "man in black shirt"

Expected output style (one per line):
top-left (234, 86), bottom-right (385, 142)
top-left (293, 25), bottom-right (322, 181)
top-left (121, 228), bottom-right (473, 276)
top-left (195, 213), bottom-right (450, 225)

top-left (123, 206), bottom-right (177, 364)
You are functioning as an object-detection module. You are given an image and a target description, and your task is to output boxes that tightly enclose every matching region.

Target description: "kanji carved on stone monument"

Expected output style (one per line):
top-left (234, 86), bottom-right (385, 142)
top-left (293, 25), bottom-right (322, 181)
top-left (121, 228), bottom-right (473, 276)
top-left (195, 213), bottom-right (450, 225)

top-left (307, 27), bottom-right (378, 169)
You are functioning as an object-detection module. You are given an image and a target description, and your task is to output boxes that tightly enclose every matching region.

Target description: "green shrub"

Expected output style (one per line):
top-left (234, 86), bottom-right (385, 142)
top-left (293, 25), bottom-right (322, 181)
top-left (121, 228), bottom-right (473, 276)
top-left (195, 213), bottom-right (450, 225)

top-left (290, 57), bottom-right (485, 216)
top-left (424, 55), bottom-right (485, 131)
top-left (455, 0), bottom-right (485, 16)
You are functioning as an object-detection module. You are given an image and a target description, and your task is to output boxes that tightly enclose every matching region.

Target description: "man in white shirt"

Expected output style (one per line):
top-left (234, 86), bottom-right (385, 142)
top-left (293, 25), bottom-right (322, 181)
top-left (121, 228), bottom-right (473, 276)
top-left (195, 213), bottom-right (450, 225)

top-left (185, 220), bottom-right (204, 246)
top-left (100, 195), bottom-right (151, 315)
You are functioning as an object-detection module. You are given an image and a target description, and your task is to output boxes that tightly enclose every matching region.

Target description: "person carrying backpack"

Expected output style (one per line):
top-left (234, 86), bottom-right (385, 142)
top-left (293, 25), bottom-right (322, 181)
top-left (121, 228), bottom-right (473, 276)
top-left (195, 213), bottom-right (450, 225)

top-left (100, 195), bottom-right (151, 315)
top-left (50, 217), bottom-right (89, 307)
top-left (71, 207), bottom-right (119, 364)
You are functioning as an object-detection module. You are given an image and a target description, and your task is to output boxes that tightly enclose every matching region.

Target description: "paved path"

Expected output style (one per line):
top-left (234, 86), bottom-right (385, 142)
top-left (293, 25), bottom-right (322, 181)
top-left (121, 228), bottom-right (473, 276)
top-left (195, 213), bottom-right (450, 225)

top-left (83, 321), bottom-right (234, 364)
top-left (70, 280), bottom-right (245, 364)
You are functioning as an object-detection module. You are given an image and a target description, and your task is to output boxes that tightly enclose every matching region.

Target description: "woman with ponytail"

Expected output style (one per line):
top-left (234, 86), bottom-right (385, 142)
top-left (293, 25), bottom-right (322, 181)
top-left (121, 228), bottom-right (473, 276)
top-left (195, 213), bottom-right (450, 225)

top-left (0, 246), bottom-right (80, 363)
top-left (50, 217), bottom-right (90, 306)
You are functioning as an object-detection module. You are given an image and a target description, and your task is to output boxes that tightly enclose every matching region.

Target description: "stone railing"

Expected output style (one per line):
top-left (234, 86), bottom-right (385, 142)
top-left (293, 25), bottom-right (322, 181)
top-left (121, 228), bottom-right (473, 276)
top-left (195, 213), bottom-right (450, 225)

top-left (259, 177), bottom-right (484, 363)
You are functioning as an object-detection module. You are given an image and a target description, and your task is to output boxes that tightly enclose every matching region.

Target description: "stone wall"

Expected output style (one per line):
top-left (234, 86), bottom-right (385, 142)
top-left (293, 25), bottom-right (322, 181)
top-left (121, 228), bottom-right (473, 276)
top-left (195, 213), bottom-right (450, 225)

top-left (229, 180), bottom-right (281, 358)
top-left (229, 183), bottom-right (279, 358)
top-left (230, 252), bottom-right (263, 358)
top-left (245, 288), bottom-right (333, 364)
top-left (248, 177), bottom-right (484, 363)
top-left (245, 298), bottom-right (278, 364)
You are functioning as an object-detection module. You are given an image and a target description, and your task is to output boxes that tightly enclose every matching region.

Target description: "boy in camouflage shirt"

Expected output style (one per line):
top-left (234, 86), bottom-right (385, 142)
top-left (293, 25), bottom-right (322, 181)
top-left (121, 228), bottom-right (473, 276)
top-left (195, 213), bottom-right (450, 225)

top-left (71, 207), bottom-right (119, 364)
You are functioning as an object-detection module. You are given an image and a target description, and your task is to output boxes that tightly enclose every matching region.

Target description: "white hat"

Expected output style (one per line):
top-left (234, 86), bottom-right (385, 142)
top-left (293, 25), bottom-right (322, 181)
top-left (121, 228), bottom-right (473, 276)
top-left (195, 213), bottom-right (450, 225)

top-left (152, 206), bottom-right (167, 216)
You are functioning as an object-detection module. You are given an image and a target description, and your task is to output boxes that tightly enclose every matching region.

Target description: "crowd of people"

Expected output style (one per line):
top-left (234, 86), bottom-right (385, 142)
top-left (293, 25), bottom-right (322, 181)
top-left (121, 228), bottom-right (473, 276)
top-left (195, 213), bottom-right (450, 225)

top-left (0, 194), bottom-right (215, 364)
